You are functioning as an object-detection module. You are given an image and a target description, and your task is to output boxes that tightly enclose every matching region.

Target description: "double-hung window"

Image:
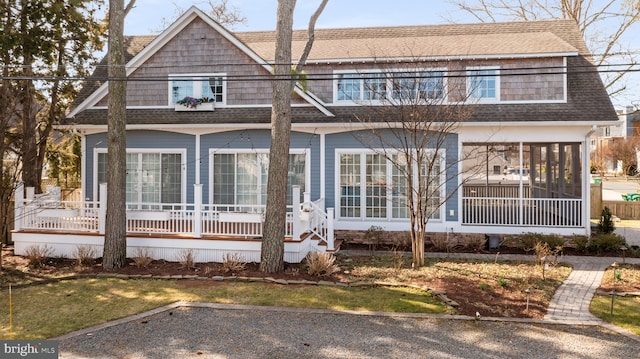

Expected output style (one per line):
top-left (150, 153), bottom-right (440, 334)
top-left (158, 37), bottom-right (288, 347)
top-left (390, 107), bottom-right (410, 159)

top-left (336, 70), bottom-right (445, 103)
top-left (392, 72), bottom-right (417, 100)
top-left (338, 73), bottom-right (387, 101)
top-left (417, 71), bottom-right (445, 100)
top-left (363, 73), bottom-right (387, 100)
top-left (211, 150), bottom-right (308, 208)
top-left (169, 74), bottom-right (225, 105)
top-left (96, 150), bottom-right (185, 209)
top-left (390, 71), bottom-right (445, 101)
top-left (336, 73), bottom-right (361, 101)
top-left (337, 150), bottom-right (443, 221)
top-left (468, 68), bottom-right (498, 101)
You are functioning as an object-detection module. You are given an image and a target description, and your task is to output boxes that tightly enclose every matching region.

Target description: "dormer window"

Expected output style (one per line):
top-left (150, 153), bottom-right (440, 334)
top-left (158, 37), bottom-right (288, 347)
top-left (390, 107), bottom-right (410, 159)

top-left (337, 74), bottom-right (361, 101)
top-left (467, 68), bottom-right (499, 101)
top-left (169, 74), bottom-right (225, 110)
top-left (392, 71), bottom-right (445, 101)
top-left (335, 70), bottom-right (446, 103)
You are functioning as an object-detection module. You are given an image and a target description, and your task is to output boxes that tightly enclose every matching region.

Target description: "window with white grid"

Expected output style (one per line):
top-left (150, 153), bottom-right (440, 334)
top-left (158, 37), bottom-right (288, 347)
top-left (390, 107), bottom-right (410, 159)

top-left (211, 151), bottom-right (308, 206)
top-left (338, 150), bottom-right (443, 221)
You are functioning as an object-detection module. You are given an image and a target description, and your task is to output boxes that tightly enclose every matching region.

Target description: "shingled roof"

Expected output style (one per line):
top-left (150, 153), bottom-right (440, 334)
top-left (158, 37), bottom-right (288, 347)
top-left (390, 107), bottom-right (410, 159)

top-left (237, 20), bottom-right (582, 61)
top-left (68, 17), bottom-right (617, 125)
top-left (70, 36), bottom-right (156, 110)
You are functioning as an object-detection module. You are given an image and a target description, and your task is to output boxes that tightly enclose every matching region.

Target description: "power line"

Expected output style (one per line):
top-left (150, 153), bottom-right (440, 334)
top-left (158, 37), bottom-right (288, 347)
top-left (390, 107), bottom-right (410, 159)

top-left (1, 63), bottom-right (639, 82)
top-left (1, 59), bottom-right (639, 71)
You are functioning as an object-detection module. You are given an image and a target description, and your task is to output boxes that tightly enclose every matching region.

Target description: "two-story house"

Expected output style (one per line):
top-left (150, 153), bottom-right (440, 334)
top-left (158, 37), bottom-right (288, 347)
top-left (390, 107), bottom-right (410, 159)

top-left (12, 6), bottom-right (618, 262)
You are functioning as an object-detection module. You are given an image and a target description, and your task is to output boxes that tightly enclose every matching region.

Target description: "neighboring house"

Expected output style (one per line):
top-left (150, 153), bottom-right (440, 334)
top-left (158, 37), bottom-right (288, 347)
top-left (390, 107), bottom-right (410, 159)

top-left (591, 106), bottom-right (633, 174)
top-left (591, 106), bottom-right (639, 175)
top-left (12, 7), bottom-right (618, 262)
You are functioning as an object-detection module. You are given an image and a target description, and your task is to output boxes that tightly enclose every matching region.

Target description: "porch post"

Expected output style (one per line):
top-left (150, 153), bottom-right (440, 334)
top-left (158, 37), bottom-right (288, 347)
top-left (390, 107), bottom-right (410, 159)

top-left (193, 184), bottom-right (202, 238)
top-left (26, 187), bottom-right (35, 201)
top-left (292, 185), bottom-right (302, 240)
top-left (326, 208), bottom-right (335, 251)
top-left (14, 183), bottom-right (24, 231)
top-left (99, 183), bottom-right (107, 235)
top-left (519, 142), bottom-right (524, 225)
top-left (303, 191), bottom-right (311, 210)
top-left (583, 135), bottom-right (591, 235)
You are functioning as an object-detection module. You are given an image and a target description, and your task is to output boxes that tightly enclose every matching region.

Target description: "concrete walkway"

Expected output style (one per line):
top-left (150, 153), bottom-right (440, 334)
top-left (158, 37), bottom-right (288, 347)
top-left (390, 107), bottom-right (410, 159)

top-left (543, 255), bottom-right (640, 323)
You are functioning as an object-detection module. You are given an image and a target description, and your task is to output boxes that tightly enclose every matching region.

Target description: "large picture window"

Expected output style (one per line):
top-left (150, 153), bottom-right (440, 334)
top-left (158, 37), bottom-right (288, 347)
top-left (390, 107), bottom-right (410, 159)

top-left (97, 150), bottom-right (185, 209)
top-left (338, 150), bottom-right (443, 221)
top-left (211, 150), bottom-right (308, 207)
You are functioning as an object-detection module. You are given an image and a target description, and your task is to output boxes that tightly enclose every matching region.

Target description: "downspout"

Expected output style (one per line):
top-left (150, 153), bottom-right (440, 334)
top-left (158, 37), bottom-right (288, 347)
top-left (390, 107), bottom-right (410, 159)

top-left (584, 125), bottom-right (597, 236)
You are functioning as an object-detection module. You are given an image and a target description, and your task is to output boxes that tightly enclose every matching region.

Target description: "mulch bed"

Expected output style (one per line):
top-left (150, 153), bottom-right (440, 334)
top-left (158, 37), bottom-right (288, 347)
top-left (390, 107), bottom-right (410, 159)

top-left (2, 244), bottom-right (637, 319)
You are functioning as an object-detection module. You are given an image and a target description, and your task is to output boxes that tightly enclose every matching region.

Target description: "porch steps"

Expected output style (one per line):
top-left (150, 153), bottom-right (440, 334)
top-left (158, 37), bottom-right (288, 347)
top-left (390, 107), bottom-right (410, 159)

top-left (325, 239), bottom-right (343, 253)
top-left (299, 232), bottom-right (342, 252)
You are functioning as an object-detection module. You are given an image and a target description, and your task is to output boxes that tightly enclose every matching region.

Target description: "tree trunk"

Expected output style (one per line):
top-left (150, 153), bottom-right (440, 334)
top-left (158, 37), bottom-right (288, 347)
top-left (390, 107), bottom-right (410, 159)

top-left (103, 0), bottom-right (128, 270)
top-left (19, 2), bottom-right (38, 191)
top-left (260, 0), bottom-right (296, 273)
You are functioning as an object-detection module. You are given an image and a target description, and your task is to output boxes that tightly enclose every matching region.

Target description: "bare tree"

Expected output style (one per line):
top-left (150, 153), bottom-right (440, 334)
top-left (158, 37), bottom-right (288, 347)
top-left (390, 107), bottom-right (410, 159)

top-left (260, 0), bottom-right (328, 273)
top-left (449, 0), bottom-right (640, 97)
top-left (608, 135), bottom-right (640, 176)
top-left (103, 0), bottom-right (136, 270)
top-left (157, 0), bottom-right (247, 30)
top-left (351, 63), bottom-right (479, 267)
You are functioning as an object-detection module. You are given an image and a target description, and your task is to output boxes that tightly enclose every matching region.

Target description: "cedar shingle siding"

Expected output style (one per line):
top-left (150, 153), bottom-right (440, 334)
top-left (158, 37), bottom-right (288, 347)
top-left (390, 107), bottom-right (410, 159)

top-left (66, 15), bottom-right (617, 126)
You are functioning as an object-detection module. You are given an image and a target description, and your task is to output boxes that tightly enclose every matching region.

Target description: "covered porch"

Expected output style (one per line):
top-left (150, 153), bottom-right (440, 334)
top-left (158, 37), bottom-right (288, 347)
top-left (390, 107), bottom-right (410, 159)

top-left (460, 141), bottom-right (587, 235)
top-left (12, 184), bottom-right (335, 263)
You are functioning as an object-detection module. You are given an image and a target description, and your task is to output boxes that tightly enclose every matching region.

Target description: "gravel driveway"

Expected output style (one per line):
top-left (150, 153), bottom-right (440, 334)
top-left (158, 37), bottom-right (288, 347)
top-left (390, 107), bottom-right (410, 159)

top-left (57, 304), bottom-right (639, 359)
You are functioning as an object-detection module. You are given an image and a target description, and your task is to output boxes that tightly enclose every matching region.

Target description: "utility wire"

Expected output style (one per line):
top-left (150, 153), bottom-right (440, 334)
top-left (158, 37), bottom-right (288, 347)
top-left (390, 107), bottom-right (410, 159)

top-left (2, 64), bottom-right (639, 82)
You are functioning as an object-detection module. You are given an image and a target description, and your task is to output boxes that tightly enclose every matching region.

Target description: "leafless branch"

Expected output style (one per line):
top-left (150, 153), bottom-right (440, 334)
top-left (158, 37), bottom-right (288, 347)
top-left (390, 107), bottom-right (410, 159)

top-left (295, 0), bottom-right (329, 73)
top-left (449, 0), bottom-right (640, 98)
top-left (124, 0), bottom-right (136, 17)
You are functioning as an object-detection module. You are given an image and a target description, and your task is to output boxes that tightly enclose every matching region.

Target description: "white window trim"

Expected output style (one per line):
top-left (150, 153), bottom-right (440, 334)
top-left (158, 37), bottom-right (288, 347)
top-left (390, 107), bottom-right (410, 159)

top-left (168, 73), bottom-right (227, 107)
top-left (334, 148), bottom-right (445, 222)
top-left (333, 68), bottom-right (449, 105)
top-left (466, 66), bottom-right (500, 103)
top-left (93, 148), bottom-right (187, 204)
top-left (207, 148), bottom-right (311, 205)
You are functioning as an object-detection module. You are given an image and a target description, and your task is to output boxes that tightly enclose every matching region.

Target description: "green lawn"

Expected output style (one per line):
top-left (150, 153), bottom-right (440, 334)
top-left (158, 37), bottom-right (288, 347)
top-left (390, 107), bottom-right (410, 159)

top-left (590, 263), bottom-right (640, 336)
top-left (1, 278), bottom-right (446, 340)
top-left (591, 295), bottom-right (640, 336)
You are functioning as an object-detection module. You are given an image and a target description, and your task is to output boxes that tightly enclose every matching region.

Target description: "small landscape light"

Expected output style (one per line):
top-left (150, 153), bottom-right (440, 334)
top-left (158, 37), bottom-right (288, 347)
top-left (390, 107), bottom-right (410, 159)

top-left (620, 246), bottom-right (628, 263)
top-left (610, 289), bottom-right (616, 315)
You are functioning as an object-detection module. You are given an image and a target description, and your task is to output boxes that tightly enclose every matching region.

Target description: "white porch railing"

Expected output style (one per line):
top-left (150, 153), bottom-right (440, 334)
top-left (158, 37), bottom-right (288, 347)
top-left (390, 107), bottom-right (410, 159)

top-left (14, 184), bottom-right (334, 249)
top-left (462, 183), bottom-right (530, 198)
top-left (462, 197), bottom-right (583, 227)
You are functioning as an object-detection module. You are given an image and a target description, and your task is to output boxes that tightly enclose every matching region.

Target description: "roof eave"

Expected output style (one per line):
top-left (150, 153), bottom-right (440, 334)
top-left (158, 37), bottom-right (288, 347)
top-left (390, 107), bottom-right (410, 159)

top-left (302, 51), bottom-right (580, 65)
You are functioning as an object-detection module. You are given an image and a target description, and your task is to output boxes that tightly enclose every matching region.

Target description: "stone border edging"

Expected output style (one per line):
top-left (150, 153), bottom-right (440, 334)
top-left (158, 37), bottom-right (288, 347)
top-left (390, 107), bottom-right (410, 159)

top-left (595, 289), bottom-right (640, 297)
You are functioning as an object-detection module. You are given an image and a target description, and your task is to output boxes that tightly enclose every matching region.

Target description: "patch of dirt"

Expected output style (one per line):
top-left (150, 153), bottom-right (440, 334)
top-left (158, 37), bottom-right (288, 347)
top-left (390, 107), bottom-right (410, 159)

top-left (427, 276), bottom-right (546, 318)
